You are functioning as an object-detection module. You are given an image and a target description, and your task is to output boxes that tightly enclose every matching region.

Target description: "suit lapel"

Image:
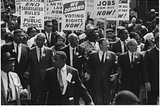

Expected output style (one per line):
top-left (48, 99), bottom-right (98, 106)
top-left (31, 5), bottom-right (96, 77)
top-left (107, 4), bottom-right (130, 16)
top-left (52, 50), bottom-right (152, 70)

top-left (64, 66), bottom-right (72, 95)
top-left (34, 47), bottom-right (39, 63)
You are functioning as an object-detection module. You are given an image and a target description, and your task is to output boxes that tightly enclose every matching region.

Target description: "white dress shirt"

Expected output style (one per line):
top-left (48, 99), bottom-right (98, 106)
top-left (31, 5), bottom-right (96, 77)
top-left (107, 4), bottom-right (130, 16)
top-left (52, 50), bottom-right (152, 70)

top-left (36, 46), bottom-right (44, 62)
top-left (69, 46), bottom-right (76, 66)
top-left (120, 40), bottom-right (126, 53)
top-left (128, 51), bottom-right (136, 63)
top-left (13, 42), bottom-right (22, 63)
top-left (98, 50), bottom-right (106, 63)
top-left (57, 64), bottom-right (68, 95)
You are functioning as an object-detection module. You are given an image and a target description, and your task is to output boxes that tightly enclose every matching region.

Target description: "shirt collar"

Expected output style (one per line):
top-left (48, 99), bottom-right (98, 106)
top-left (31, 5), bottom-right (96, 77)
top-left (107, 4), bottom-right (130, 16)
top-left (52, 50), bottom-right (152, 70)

top-left (36, 45), bottom-right (44, 51)
top-left (156, 46), bottom-right (159, 51)
top-left (128, 50), bottom-right (136, 56)
top-left (13, 42), bottom-right (21, 47)
top-left (61, 64), bottom-right (67, 72)
top-left (69, 45), bottom-right (76, 50)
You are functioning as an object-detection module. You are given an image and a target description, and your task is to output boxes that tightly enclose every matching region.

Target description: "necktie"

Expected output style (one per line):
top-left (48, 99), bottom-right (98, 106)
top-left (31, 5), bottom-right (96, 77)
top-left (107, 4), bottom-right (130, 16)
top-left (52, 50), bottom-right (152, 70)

top-left (39, 48), bottom-right (42, 62)
top-left (58, 69), bottom-right (63, 93)
top-left (16, 44), bottom-right (19, 56)
top-left (131, 53), bottom-right (134, 67)
top-left (101, 52), bottom-right (105, 63)
top-left (7, 73), bottom-right (12, 101)
top-left (123, 42), bottom-right (126, 53)
top-left (48, 33), bottom-right (51, 46)
top-left (72, 49), bottom-right (75, 66)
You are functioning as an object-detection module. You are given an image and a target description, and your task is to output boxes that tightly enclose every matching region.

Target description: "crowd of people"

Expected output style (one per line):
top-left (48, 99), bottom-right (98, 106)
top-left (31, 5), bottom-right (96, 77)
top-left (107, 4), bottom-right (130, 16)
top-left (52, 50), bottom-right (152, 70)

top-left (1, 7), bottom-right (159, 105)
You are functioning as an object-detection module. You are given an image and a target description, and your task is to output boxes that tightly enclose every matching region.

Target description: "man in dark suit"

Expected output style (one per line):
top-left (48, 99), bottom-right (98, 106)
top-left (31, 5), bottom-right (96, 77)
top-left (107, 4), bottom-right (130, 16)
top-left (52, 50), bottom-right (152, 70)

top-left (29, 33), bottom-right (53, 104)
top-left (60, 33), bottom-right (88, 104)
top-left (41, 20), bottom-right (58, 47)
top-left (112, 28), bottom-right (128, 56)
top-left (38, 51), bottom-right (94, 105)
top-left (1, 29), bottom-right (30, 89)
top-left (142, 31), bottom-right (159, 105)
top-left (60, 33), bottom-right (87, 80)
top-left (89, 38), bottom-right (118, 105)
top-left (118, 39), bottom-right (143, 98)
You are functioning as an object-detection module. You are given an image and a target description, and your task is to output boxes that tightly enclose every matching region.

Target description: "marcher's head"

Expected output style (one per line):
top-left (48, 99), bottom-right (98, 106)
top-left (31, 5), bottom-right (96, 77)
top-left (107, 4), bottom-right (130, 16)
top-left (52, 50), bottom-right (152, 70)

top-left (27, 27), bottom-right (38, 38)
top-left (86, 26), bottom-right (100, 42)
top-left (55, 41), bottom-right (65, 51)
top-left (13, 29), bottom-right (24, 44)
top-left (99, 38), bottom-right (110, 52)
top-left (129, 32), bottom-right (141, 45)
top-left (1, 52), bottom-right (15, 72)
top-left (44, 20), bottom-right (53, 33)
top-left (52, 19), bottom-right (58, 31)
top-left (8, 20), bottom-right (17, 31)
top-left (68, 33), bottom-right (79, 48)
top-left (115, 90), bottom-right (139, 105)
top-left (52, 51), bottom-right (67, 68)
top-left (35, 33), bottom-right (46, 48)
top-left (118, 28), bottom-right (128, 41)
top-left (126, 39), bottom-right (138, 52)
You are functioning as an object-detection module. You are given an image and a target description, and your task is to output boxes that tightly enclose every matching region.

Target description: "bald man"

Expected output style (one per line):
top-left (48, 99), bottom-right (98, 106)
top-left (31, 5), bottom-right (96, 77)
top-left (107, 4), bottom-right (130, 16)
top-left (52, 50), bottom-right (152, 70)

top-left (60, 33), bottom-right (88, 104)
top-left (115, 90), bottom-right (139, 105)
top-left (29, 33), bottom-right (53, 104)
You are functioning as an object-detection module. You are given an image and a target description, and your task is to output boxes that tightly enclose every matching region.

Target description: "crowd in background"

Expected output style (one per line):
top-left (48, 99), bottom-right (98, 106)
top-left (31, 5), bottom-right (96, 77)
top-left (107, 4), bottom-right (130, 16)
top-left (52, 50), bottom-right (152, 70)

top-left (1, 6), bottom-right (159, 105)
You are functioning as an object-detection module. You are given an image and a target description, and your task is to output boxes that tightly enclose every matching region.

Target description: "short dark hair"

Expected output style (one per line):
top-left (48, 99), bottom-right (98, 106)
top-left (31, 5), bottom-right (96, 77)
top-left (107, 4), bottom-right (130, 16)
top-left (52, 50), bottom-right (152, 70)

top-left (13, 29), bottom-right (23, 36)
top-left (44, 20), bottom-right (52, 26)
top-left (98, 38), bottom-right (108, 45)
top-left (54, 51), bottom-right (67, 61)
top-left (129, 32), bottom-right (139, 39)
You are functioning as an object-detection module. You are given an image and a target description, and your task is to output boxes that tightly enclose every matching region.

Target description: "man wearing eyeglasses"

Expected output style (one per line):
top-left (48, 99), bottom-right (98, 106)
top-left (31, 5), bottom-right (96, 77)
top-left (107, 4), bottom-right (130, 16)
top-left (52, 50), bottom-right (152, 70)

top-left (118, 39), bottom-right (143, 98)
top-left (42, 20), bottom-right (57, 47)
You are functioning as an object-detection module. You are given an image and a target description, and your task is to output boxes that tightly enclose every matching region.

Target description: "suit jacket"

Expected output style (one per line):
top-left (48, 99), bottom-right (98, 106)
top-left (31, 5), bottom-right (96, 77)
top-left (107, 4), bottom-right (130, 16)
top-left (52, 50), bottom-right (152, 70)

top-left (60, 45), bottom-right (87, 76)
top-left (89, 50), bottom-right (117, 90)
top-left (1, 71), bottom-right (24, 105)
top-left (118, 52), bottom-right (143, 91)
top-left (112, 40), bottom-right (127, 56)
top-left (38, 65), bottom-right (92, 105)
top-left (142, 47), bottom-right (159, 91)
top-left (1, 42), bottom-right (30, 88)
top-left (42, 30), bottom-right (58, 47)
top-left (29, 46), bottom-right (53, 87)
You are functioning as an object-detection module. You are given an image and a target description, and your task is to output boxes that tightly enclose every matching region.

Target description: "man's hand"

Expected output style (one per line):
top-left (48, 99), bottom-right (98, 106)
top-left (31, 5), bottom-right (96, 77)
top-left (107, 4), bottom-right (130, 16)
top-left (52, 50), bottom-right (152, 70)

top-left (110, 73), bottom-right (118, 81)
top-left (145, 82), bottom-right (151, 91)
top-left (23, 71), bottom-right (30, 79)
top-left (84, 72), bottom-right (90, 81)
top-left (88, 102), bottom-right (94, 105)
top-left (20, 89), bottom-right (29, 98)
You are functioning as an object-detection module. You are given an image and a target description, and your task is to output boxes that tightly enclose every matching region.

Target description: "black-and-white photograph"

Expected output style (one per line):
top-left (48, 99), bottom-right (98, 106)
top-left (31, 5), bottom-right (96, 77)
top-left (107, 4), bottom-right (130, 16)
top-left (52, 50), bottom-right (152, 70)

top-left (1, 0), bottom-right (159, 105)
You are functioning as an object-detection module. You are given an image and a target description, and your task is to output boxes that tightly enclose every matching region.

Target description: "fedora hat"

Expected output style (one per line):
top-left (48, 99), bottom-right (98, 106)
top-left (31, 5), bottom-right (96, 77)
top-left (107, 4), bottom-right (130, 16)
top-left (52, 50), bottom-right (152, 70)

top-left (1, 52), bottom-right (15, 63)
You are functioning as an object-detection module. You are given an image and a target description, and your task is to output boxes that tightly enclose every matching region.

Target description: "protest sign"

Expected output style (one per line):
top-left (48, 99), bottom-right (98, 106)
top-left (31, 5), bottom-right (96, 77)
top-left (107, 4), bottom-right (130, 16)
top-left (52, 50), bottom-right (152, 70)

top-left (62, 0), bottom-right (86, 31)
top-left (94, 0), bottom-right (119, 19)
top-left (21, 0), bottom-right (44, 30)
top-left (108, 0), bottom-right (129, 20)
top-left (44, 0), bottom-right (62, 22)
top-left (118, 0), bottom-right (129, 20)
top-left (86, 0), bottom-right (94, 18)
top-left (15, 0), bottom-right (21, 16)
top-left (1, 0), bottom-right (5, 12)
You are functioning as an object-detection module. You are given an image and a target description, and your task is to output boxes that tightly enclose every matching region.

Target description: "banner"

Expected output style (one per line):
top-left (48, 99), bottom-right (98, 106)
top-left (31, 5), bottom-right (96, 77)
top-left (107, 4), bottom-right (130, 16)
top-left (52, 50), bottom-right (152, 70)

top-left (44, 0), bottom-right (62, 22)
top-left (21, 0), bottom-right (44, 30)
top-left (118, 0), bottom-right (129, 20)
top-left (86, 0), bottom-right (94, 18)
top-left (108, 0), bottom-right (130, 20)
top-left (15, 0), bottom-right (21, 16)
top-left (94, 0), bottom-right (119, 18)
top-left (62, 0), bottom-right (86, 31)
